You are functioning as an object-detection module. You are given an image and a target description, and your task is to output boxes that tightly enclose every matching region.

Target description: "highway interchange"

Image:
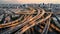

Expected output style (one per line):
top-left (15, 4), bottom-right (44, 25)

top-left (0, 7), bottom-right (60, 34)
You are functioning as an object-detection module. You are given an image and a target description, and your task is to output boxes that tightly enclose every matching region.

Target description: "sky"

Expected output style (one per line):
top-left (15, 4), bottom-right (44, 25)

top-left (0, 0), bottom-right (60, 4)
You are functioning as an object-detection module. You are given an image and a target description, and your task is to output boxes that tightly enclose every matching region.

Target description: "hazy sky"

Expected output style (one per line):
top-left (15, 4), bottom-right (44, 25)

top-left (0, 0), bottom-right (60, 4)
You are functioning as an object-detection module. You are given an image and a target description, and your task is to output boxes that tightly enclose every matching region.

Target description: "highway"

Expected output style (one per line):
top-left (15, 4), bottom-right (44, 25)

top-left (0, 7), bottom-right (60, 34)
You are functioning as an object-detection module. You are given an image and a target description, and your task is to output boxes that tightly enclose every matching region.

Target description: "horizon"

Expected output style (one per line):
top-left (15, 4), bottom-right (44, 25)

top-left (0, 0), bottom-right (60, 4)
